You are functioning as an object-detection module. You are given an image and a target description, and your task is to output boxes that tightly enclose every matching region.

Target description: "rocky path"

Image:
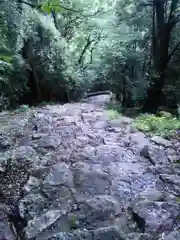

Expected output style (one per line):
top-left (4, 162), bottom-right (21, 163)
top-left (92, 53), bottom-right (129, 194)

top-left (0, 94), bottom-right (180, 240)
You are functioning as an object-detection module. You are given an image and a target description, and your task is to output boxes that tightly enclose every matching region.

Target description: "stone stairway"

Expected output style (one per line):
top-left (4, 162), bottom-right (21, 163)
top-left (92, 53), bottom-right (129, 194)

top-left (0, 95), bottom-right (179, 240)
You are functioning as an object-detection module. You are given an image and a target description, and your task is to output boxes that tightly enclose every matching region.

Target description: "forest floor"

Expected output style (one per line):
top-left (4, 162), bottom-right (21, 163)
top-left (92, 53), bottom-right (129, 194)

top-left (0, 94), bottom-right (180, 240)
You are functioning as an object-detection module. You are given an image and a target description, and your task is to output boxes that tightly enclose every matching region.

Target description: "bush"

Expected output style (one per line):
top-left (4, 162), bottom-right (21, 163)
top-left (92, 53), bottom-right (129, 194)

top-left (135, 114), bottom-right (180, 137)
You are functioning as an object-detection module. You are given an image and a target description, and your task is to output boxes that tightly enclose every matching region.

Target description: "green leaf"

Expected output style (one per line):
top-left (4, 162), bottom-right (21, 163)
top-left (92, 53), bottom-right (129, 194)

top-left (0, 55), bottom-right (12, 63)
top-left (41, 4), bottom-right (52, 14)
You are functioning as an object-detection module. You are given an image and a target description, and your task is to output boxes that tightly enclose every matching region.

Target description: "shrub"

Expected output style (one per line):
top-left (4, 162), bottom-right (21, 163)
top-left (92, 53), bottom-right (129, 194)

top-left (135, 114), bottom-right (180, 137)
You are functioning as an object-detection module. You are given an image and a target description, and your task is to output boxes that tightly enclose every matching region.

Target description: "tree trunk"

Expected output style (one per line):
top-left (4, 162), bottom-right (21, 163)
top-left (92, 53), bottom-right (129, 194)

top-left (143, 0), bottom-right (179, 112)
top-left (22, 39), bottom-right (42, 102)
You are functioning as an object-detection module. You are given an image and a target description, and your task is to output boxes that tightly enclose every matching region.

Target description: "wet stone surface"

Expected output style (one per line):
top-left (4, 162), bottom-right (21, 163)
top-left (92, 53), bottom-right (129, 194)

top-left (0, 95), bottom-right (179, 239)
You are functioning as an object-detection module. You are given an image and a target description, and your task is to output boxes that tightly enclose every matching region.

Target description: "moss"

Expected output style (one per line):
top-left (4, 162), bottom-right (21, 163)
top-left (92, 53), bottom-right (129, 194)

top-left (135, 113), bottom-right (180, 137)
top-left (69, 215), bottom-right (79, 230)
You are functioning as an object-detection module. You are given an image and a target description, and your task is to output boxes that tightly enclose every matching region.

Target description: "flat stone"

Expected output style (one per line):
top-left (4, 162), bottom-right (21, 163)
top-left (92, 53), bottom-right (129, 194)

top-left (133, 200), bottom-right (180, 235)
top-left (74, 170), bottom-right (110, 196)
top-left (151, 136), bottom-right (171, 147)
top-left (96, 145), bottom-right (132, 164)
top-left (25, 210), bottom-right (64, 239)
top-left (129, 132), bottom-right (150, 149)
top-left (10, 146), bottom-right (39, 165)
top-left (76, 195), bottom-right (121, 225)
top-left (110, 177), bottom-right (132, 207)
top-left (140, 145), bottom-right (167, 165)
top-left (92, 121), bottom-right (108, 129)
top-left (43, 163), bottom-right (73, 187)
top-left (138, 189), bottom-right (164, 201)
top-left (71, 146), bottom-right (97, 163)
top-left (37, 136), bottom-right (61, 149)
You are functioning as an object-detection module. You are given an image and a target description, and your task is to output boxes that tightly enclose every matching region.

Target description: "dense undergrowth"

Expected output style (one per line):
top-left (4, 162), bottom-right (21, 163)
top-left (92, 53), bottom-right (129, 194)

top-left (135, 114), bottom-right (180, 137)
top-left (107, 102), bottom-right (180, 138)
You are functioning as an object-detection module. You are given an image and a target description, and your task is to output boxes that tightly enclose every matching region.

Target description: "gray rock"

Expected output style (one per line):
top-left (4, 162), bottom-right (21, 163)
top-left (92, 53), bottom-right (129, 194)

top-left (160, 231), bottom-right (180, 240)
top-left (110, 178), bottom-right (132, 206)
top-left (128, 132), bottom-right (150, 150)
top-left (0, 135), bottom-right (11, 150)
top-left (45, 230), bottom-right (91, 240)
top-left (128, 125), bottom-right (138, 133)
top-left (43, 163), bottom-right (73, 187)
top-left (0, 152), bottom-right (7, 172)
top-left (36, 135), bottom-right (61, 149)
top-left (32, 132), bottom-right (47, 140)
top-left (19, 193), bottom-right (48, 220)
top-left (140, 145), bottom-right (167, 165)
top-left (138, 189), bottom-right (164, 201)
top-left (46, 226), bottom-right (125, 240)
top-left (56, 126), bottom-right (76, 138)
top-left (92, 225), bottom-right (125, 239)
top-left (127, 233), bottom-right (153, 240)
top-left (10, 146), bottom-right (39, 166)
top-left (1, 98), bottom-right (179, 240)
top-left (92, 121), bottom-right (108, 129)
top-left (76, 195), bottom-right (121, 225)
top-left (23, 176), bottom-right (41, 194)
top-left (166, 148), bottom-right (179, 162)
top-left (71, 162), bottom-right (91, 172)
top-left (160, 174), bottom-right (180, 194)
top-left (74, 170), bottom-right (110, 196)
top-left (133, 200), bottom-right (180, 235)
top-left (160, 174), bottom-right (180, 186)
top-left (71, 146), bottom-right (97, 163)
top-left (25, 210), bottom-right (64, 239)
top-left (0, 204), bottom-right (16, 240)
top-left (151, 136), bottom-right (171, 147)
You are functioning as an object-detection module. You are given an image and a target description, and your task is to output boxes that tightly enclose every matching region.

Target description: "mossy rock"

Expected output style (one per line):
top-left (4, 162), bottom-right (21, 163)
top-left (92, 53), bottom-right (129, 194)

top-left (156, 111), bottom-right (172, 119)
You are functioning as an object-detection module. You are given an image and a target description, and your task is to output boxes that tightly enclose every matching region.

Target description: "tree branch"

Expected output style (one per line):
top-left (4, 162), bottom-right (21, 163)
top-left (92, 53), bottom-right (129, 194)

top-left (78, 30), bottom-right (103, 65)
top-left (78, 34), bottom-right (95, 64)
top-left (168, 0), bottom-right (180, 25)
top-left (168, 41), bottom-right (180, 63)
top-left (20, 0), bottom-right (107, 18)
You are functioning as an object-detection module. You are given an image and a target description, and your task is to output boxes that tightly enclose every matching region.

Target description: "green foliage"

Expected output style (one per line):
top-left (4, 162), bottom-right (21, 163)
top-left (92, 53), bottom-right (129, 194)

top-left (105, 102), bottom-right (122, 113)
top-left (18, 104), bottom-right (30, 112)
top-left (0, 0), bottom-right (179, 112)
top-left (135, 114), bottom-right (180, 137)
top-left (107, 109), bottom-right (121, 120)
top-left (69, 215), bottom-right (79, 230)
top-left (40, 0), bottom-right (65, 14)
